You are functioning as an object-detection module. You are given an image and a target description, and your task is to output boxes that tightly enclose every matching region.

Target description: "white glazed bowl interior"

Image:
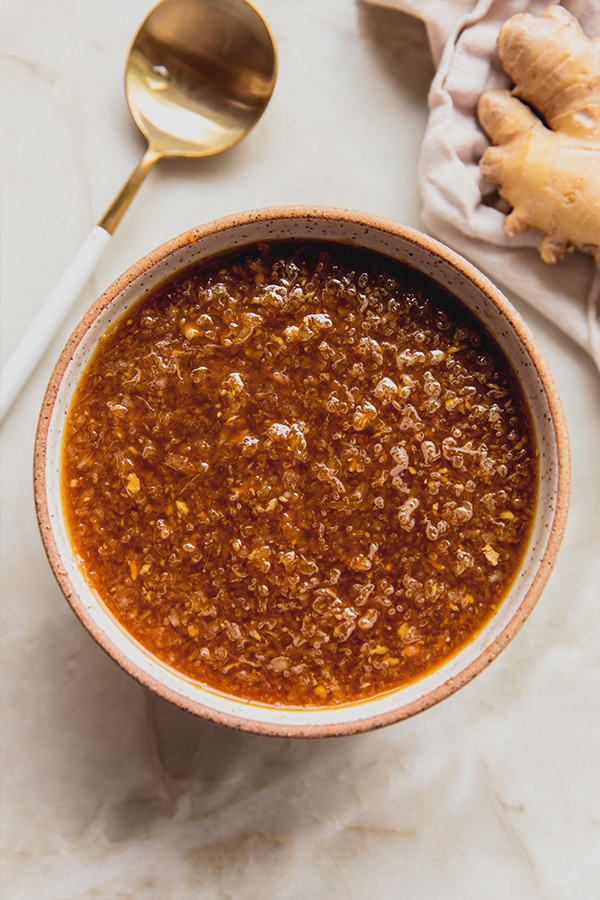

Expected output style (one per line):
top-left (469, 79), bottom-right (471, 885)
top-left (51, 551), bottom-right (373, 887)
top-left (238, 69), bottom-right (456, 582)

top-left (35, 207), bottom-right (570, 737)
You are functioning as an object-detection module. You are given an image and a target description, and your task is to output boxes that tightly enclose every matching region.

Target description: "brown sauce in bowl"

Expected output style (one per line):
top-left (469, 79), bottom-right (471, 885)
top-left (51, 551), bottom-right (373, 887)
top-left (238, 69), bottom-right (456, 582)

top-left (62, 241), bottom-right (537, 706)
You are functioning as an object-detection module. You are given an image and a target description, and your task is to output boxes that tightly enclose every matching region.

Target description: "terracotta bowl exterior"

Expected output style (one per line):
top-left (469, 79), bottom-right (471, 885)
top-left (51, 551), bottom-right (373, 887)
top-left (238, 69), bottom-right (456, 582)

top-left (34, 207), bottom-right (570, 737)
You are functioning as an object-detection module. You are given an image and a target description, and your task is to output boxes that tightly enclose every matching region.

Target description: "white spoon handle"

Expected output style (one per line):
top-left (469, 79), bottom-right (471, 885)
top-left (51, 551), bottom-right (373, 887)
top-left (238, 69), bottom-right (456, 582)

top-left (0, 225), bottom-right (111, 423)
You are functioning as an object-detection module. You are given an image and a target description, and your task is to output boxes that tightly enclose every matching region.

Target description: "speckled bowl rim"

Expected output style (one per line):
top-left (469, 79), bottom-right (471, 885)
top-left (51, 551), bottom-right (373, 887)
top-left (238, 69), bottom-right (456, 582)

top-left (34, 206), bottom-right (570, 738)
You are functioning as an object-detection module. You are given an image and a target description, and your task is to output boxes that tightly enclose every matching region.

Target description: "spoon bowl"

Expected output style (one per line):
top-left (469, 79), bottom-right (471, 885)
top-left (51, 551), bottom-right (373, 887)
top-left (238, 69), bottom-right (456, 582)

top-left (101, 0), bottom-right (278, 231)
top-left (126, 0), bottom-right (278, 157)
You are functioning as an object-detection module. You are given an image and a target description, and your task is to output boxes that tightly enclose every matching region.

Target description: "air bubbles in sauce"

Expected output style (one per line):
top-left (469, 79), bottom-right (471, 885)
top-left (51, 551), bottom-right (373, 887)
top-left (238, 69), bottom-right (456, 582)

top-left (62, 241), bottom-right (537, 706)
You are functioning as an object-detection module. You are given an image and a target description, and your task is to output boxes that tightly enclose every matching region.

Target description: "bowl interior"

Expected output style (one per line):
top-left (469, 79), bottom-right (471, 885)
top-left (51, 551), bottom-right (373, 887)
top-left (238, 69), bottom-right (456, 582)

top-left (35, 208), bottom-right (569, 737)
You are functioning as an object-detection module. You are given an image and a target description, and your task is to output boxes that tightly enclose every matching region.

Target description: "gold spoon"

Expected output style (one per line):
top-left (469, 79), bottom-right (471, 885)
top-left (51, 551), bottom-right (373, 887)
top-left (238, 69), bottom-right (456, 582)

top-left (1, 0), bottom-right (277, 422)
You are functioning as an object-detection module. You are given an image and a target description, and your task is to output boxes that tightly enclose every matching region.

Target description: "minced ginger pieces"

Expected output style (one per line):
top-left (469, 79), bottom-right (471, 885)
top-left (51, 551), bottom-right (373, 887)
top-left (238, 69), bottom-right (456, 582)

top-left (477, 5), bottom-right (600, 264)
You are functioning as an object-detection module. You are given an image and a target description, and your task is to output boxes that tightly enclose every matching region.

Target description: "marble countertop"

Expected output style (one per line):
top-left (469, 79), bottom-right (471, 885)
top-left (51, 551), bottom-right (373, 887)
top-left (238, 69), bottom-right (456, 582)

top-left (1, 2), bottom-right (599, 898)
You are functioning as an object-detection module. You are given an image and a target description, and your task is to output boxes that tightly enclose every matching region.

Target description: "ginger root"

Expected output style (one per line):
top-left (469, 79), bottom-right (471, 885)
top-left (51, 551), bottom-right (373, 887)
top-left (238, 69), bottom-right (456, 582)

top-left (477, 5), bottom-right (600, 264)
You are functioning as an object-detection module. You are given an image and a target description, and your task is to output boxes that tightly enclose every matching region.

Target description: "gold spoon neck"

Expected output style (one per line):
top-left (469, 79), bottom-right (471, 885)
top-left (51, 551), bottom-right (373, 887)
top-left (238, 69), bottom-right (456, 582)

top-left (98, 147), bottom-right (162, 235)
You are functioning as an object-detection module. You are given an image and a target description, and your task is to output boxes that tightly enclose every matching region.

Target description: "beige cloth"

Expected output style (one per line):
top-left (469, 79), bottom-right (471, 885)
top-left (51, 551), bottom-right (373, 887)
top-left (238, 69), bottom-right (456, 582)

top-left (364, 0), bottom-right (600, 367)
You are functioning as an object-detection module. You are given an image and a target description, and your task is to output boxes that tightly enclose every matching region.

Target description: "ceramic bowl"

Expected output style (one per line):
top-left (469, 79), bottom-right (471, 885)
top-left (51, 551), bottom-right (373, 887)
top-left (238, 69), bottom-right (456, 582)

top-left (34, 206), bottom-right (570, 737)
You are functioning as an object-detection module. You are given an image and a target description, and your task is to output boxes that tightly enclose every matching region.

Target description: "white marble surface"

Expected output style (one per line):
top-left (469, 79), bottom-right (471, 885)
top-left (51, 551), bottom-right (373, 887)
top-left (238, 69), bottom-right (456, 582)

top-left (1, 2), bottom-right (599, 898)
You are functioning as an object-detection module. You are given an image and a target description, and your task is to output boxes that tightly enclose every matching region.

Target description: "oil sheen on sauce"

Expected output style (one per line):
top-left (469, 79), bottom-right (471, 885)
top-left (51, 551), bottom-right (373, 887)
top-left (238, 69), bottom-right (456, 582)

top-left (62, 241), bottom-right (537, 706)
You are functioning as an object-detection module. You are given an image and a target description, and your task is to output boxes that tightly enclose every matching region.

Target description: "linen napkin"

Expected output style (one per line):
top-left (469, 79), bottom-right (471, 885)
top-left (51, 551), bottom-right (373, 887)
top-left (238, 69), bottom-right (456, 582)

top-left (364, 0), bottom-right (600, 367)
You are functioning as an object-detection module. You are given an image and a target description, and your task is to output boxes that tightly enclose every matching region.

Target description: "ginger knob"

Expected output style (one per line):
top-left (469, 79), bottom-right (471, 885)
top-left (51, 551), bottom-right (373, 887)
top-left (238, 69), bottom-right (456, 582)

top-left (478, 5), bottom-right (600, 264)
